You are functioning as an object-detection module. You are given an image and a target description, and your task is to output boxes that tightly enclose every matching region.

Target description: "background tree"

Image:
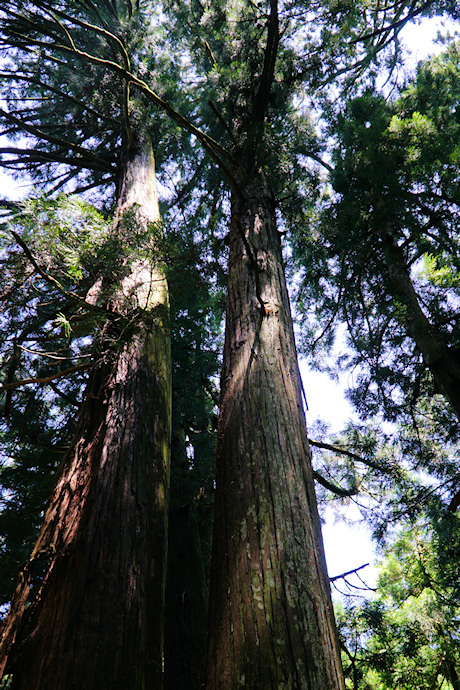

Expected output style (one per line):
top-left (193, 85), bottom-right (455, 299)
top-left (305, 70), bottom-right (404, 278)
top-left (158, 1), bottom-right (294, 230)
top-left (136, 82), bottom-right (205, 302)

top-left (295, 41), bottom-right (460, 428)
top-left (336, 516), bottom-right (460, 690)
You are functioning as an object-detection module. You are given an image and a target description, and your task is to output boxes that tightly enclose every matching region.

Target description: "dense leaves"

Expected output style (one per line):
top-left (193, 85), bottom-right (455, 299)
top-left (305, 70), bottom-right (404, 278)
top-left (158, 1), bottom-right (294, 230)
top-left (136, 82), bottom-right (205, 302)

top-left (295, 42), bottom-right (460, 428)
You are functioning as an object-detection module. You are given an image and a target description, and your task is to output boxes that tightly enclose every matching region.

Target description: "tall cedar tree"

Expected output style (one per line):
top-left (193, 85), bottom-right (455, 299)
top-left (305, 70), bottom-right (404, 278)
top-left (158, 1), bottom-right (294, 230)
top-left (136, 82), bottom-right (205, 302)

top-left (161, 1), bottom-right (452, 687)
top-left (0, 2), bottom-right (172, 687)
top-left (0, 0), bottom-right (455, 687)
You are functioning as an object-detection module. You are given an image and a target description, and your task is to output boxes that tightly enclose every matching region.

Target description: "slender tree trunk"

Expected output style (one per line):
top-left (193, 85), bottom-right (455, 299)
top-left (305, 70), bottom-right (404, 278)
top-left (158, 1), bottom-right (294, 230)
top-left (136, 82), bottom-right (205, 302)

top-left (381, 225), bottom-right (460, 420)
top-left (0, 138), bottom-right (171, 690)
top-left (206, 177), bottom-right (345, 689)
top-left (164, 424), bottom-right (208, 689)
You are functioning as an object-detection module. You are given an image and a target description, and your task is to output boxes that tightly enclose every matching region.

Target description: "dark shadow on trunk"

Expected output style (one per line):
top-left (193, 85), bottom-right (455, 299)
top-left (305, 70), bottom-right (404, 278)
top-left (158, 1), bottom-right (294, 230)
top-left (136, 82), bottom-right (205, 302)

top-left (206, 177), bottom-right (345, 689)
top-left (0, 138), bottom-right (171, 690)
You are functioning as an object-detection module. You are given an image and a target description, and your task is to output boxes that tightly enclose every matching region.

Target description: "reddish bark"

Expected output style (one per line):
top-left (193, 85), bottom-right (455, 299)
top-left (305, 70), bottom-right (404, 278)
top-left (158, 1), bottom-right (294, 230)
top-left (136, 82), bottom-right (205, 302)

top-left (0, 138), bottom-right (171, 689)
top-left (206, 178), bottom-right (345, 689)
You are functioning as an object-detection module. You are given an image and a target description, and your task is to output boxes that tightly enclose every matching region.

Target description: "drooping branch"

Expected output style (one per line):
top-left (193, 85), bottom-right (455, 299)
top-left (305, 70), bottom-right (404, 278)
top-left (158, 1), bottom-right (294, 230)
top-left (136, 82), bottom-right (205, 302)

top-left (309, 437), bottom-right (395, 474)
top-left (0, 109), bottom-right (114, 172)
top-left (9, 229), bottom-right (121, 322)
top-left (2, 19), bottom-right (241, 186)
top-left (37, 1), bottom-right (135, 147)
top-left (0, 71), bottom-right (118, 125)
top-left (0, 146), bottom-right (114, 174)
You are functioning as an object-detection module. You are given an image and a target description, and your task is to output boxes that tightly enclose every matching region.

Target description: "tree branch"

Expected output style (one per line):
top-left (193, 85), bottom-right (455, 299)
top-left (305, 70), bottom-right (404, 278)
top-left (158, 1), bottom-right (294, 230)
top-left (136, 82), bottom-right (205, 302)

top-left (9, 229), bottom-right (120, 322)
top-left (0, 147), bottom-right (113, 173)
top-left (2, 27), bottom-right (241, 187)
top-left (0, 109), bottom-right (114, 172)
top-left (350, 0), bottom-right (434, 44)
top-left (330, 563), bottom-right (370, 583)
top-left (312, 469), bottom-right (358, 498)
top-left (0, 362), bottom-right (92, 392)
top-left (309, 437), bottom-right (398, 474)
top-left (0, 71), bottom-right (118, 125)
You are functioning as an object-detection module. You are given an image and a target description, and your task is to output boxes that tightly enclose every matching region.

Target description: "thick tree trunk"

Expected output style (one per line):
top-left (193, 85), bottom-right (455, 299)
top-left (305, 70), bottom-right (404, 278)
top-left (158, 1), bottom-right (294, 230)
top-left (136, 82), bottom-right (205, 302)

top-left (0, 138), bottom-right (171, 689)
top-left (206, 178), bottom-right (345, 689)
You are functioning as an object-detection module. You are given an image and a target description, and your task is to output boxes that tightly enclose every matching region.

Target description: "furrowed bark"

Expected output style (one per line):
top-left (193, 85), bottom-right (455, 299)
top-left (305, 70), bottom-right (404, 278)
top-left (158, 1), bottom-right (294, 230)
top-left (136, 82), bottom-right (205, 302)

top-left (0, 137), bottom-right (171, 690)
top-left (206, 177), bottom-right (345, 689)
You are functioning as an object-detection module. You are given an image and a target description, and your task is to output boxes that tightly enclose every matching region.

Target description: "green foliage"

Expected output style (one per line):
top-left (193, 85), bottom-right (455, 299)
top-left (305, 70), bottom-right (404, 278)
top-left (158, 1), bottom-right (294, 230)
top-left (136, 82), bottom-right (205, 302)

top-left (1, 0), bottom-right (460, 681)
top-left (294, 43), bottom-right (460, 431)
top-left (338, 520), bottom-right (460, 690)
top-left (0, 0), bottom-right (189, 195)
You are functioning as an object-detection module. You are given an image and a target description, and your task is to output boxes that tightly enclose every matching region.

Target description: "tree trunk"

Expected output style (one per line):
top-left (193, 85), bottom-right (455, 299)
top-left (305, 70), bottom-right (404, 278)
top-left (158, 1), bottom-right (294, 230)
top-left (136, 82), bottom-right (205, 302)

top-left (0, 138), bottom-right (171, 690)
top-left (381, 226), bottom-right (460, 421)
top-left (164, 503), bottom-right (208, 689)
top-left (206, 178), bottom-right (345, 689)
top-left (164, 424), bottom-right (209, 689)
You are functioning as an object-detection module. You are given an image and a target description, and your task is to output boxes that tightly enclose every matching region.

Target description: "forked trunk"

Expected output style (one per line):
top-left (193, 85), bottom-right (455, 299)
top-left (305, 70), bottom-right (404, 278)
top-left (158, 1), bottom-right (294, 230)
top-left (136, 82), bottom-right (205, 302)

top-left (0, 138), bottom-right (171, 690)
top-left (206, 178), bottom-right (345, 689)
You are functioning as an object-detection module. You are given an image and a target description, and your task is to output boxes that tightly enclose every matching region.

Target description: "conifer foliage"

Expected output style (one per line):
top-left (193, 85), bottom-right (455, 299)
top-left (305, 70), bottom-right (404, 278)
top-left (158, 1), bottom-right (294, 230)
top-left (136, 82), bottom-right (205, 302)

top-left (0, 1), bottom-right (459, 689)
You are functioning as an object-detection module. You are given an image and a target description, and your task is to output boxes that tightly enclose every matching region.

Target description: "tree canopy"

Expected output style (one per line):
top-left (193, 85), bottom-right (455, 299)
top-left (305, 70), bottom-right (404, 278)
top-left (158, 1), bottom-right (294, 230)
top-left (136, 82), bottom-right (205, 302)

top-left (0, 0), bottom-right (459, 688)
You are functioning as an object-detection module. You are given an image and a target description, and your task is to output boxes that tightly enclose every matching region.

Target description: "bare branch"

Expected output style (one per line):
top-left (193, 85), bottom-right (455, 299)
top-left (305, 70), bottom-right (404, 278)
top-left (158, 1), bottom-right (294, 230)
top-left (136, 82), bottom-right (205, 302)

top-left (313, 469), bottom-right (359, 498)
top-left (0, 362), bottom-right (92, 392)
top-left (330, 563), bottom-right (370, 583)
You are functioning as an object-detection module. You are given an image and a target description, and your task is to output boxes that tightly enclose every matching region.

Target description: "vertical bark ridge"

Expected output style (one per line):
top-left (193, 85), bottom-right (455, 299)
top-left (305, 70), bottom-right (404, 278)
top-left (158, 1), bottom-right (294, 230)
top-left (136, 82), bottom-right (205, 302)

top-left (0, 137), bottom-right (171, 690)
top-left (206, 178), bottom-right (344, 689)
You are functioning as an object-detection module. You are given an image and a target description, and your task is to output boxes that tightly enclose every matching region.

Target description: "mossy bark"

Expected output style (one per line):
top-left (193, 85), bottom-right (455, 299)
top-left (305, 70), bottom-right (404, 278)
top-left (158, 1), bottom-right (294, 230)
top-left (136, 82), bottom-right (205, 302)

top-left (0, 138), bottom-right (171, 690)
top-left (206, 178), bottom-right (345, 689)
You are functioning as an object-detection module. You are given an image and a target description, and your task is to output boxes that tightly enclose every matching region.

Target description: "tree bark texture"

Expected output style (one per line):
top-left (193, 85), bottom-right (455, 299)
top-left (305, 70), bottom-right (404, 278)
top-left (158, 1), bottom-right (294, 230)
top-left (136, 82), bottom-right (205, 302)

top-left (206, 178), bottom-right (345, 689)
top-left (0, 138), bottom-right (171, 690)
